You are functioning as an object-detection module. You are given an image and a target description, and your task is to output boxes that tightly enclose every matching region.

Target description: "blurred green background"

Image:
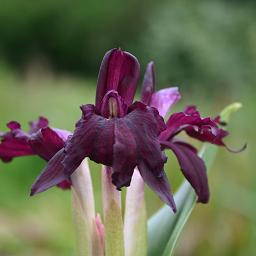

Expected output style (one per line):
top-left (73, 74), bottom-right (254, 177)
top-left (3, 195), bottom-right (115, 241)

top-left (0, 0), bottom-right (254, 255)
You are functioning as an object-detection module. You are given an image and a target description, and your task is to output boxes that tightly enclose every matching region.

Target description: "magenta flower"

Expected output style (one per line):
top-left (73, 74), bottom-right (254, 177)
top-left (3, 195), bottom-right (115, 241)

top-left (0, 117), bottom-right (72, 189)
top-left (141, 61), bottom-right (233, 204)
top-left (30, 48), bottom-right (233, 212)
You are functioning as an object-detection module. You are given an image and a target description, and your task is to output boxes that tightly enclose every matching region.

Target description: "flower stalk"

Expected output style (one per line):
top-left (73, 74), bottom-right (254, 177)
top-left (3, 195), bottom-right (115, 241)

top-left (124, 168), bottom-right (147, 256)
top-left (71, 158), bottom-right (95, 256)
top-left (102, 166), bottom-right (125, 256)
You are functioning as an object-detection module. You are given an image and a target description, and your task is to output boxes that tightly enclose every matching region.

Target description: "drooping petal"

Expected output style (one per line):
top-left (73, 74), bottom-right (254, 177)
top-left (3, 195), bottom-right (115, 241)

top-left (0, 122), bottom-right (33, 162)
top-left (29, 127), bottom-right (66, 161)
top-left (161, 140), bottom-right (209, 203)
top-left (138, 161), bottom-right (176, 212)
top-left (150, 87), bottom-right (181, 117)
top-left (95, 48), bottom-right (140, 109)
top-left (30, 148), bottom-right (68, 195)
top-left (111, 103), bottom-right (167, 189)
top-left (159, 105), bottom-right (228, 146)
top-left (111, 118), bottom-right (137, 189)
top-left (141, 61), bottom-right (155, 105)
top-left (29, 116), bottom-right (49, 134)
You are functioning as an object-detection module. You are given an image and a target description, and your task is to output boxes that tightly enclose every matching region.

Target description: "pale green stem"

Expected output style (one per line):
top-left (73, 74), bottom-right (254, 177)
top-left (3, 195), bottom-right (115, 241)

top-left (71, 158), bottom-right (95, 256)
top-left (102, 166), bottom-right (125, 256)
top-left (124, 168), bottom-right (147, 256)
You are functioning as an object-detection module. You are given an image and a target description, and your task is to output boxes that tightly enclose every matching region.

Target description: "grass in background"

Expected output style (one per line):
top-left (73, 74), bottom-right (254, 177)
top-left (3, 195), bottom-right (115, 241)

top-left (0, 70), bottom-right (254, 256)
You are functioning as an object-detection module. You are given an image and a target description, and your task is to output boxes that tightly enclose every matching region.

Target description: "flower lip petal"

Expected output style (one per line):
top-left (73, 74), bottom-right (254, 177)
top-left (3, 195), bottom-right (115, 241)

top-left (95, 48), bottom-right (140, 110)
top-left (141, 61), bottom-right (155, 105)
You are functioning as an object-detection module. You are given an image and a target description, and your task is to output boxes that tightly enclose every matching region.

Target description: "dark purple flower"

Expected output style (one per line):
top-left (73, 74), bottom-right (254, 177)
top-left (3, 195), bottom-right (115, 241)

top-left (0, 117), bottom-right (72, 190)
top-left (30, 49), bottom-right (236, 211)
top-left (31, 48), bottom-right (177, 211)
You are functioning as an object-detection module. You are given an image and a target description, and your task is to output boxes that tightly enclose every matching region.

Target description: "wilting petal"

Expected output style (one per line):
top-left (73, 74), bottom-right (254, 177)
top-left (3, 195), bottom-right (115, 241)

top-left (141, 61), bottom-right (155, 104)
top-left (95, 48), bottom-right (140, 109)
top-left (161, 141), bottom-right (209, 203)
top-left (0, 122), bottom-right (33, 162)
top-left (150, 87), bottom-right (181, 117)
top-left (160, 105), bottom-right (228, 147)
top-left (30, 148), bottom-right (68, 195)
top-left (100, 90), bottom-right (127, 118)
top-left (138, 161), bottom-right (176, 212)
top-left (29, 117), bottom-right (49, 134)
top-left (29, 127), bottom-right (66, 161)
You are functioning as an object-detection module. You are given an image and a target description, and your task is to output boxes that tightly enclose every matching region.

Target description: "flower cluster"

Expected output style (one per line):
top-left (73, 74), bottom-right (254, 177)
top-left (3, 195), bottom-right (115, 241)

top-left (0, 48), bottom-right (232, 212)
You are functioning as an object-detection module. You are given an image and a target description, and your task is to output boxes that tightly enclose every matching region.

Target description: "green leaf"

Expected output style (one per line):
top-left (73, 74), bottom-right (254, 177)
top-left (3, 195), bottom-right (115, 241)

top-left (147, 102), bottom-right (242, 256)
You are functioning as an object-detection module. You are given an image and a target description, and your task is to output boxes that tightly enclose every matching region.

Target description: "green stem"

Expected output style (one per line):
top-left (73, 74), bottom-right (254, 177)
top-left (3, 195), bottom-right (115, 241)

top-left (102, 166), bottom-right (125, 256)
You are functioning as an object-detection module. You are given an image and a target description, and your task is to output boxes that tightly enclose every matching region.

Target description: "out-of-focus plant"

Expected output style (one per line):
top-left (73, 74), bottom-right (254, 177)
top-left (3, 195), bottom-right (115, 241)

top-left (0, 49), bottom-right (244, 255)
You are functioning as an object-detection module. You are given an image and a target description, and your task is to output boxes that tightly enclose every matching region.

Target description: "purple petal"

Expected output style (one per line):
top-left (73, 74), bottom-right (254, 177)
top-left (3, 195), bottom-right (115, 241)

top-left (160, 105), bottom-right (228, 146)
top-left (63, 104), bottom-right (115, 177)
top-left (138, 161), bottom-right (176, 212)
top-left (52, 128), bottom-right (72, 142)
top-left (29, 117), bottom-right (49, 134)
top-left (7, 121), bottom-right (21, 130)
top-left (111, 118), bottom-right (137, 189)
top-left (111, 104), bottom-right (167, 189)
top-left (150, 87), bottom-right (181, 117)
top-left (141, 61), bottom-right (155, 104)
top-left (29, 127), bottom-right (66, 161)
top-left (95, 48), bottom-right (140, 109)
top-left (64, 102), bottom-right (166, 188)
top-left (161, 141), bottom-right (209, 203)
top-left (0, 122), bottom-right (33, 162)
top-left (30, 148), bottom-right (67, 195)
